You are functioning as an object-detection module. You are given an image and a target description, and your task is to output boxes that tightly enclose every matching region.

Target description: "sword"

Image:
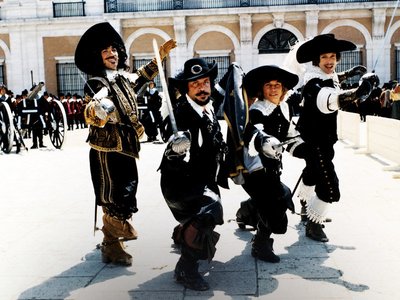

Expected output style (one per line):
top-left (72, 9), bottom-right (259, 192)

top-left (152, 39), bottom-right (178, 137)
top-left (272, 135), bottom-right (301, 150)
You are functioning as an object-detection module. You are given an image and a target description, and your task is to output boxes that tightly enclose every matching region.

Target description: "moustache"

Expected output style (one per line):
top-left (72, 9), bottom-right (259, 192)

top-left (195, 91), bottom-right (210, 97)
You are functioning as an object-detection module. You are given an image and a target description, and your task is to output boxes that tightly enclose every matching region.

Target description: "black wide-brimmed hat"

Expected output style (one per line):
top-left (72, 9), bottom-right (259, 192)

top-left (243, 65), bottom-right (299, 98)
top-left (74, 22), bottom-right (128, 75)
top-left (169, 58), bottom-right (218, 87)
top-left (296, 34), bottom-right (356, 63)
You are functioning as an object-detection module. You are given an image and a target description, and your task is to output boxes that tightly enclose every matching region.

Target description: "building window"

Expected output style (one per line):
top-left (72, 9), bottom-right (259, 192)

top-left (337, 50), bottom-right (363, 86)
top-left (56, 62), bottom-right (88, 96)
top-left (132, 58), bottom-right (163, 91)
top-left (53, 1), bottom-right (86, 18)
top-left (258, 29), bottom-right (298, 54)
top-left (202, 56), bottom-right (231, 83)
top-left (0, 65), bottom-right (5, 85)
top-left (202, 55), bottom-right (230, 118)
top-left (395, 48), bottom-right (400, 82)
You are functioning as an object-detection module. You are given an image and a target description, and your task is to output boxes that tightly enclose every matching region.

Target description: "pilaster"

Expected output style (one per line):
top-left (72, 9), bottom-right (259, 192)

top-left (239, 13), bottom-right (252, 72)
top-left (305, 10), bottom-right (319, 39)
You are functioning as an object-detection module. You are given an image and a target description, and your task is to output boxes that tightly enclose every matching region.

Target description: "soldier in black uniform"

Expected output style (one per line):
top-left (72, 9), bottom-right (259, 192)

top-left (159, 58), bottom-right (227, 291)
top-left (295, 34), bottom-right (378, 242)
top-left (142, 80), bottom-right (162, 142)
top-left (74, 22), bottom-right (176, 266)
top-left (16, 84), bottom-right (48, 149)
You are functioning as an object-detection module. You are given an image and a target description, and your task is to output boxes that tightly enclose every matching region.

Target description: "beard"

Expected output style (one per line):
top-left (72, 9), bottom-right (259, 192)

top-left (193, 91), bottom-right (211, 106)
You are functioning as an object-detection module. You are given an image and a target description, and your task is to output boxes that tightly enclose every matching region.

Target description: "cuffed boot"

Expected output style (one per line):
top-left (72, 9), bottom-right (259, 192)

top-left (251, 233), bottom-right (280, 263)
top-left (306, 220), bottom-right (329, 242)
top-left (102, 214), bottom-right (138, 241)
top-left (174, 256), bottom-right (209, 291)
top-left (101, 226), bottom-right (132, 266)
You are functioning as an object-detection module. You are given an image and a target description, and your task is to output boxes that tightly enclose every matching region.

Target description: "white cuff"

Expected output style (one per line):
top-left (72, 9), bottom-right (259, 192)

top-left (317, 87), bottom-right (339, 114)
top-left (297, 179), bottom-right (315, 203)
top-left (306, 195), bottom-right (330, 224)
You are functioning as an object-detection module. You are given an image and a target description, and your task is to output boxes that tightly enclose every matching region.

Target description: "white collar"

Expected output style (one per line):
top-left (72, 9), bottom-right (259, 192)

top-left (304, 65), bottom-right (339, 86)
top-left (250, 98), bottom-right (290, 121)
top-left (186, 94), bottom-right (214, 117)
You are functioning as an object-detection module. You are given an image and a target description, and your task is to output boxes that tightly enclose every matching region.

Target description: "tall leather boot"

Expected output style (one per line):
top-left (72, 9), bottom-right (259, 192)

top-left (306, 220), bottom-right (329, 242)
top-left (174, 255), bottom-right (209, 291)
top-left (101, 226), bottom-right (132, 266)
top-left (100, 213), bottom-right (138, 266)
top-left (102, 213), bottom-right (138, 240)
top-left (251, 233), bottom-right (280, 263)
top-left (251, 222), bottom-right (280, 263)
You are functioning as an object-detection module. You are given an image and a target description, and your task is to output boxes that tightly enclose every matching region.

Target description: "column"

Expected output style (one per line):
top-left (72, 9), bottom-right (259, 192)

top-left (239, 13), bottom-right (252, 72)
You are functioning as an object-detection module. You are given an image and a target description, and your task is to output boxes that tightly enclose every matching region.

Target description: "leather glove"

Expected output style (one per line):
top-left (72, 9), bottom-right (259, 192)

top-left (338, 80), bottom-right (372, 108)
top-left (168, 131), bottom-right (191, 155)
top-left (338, 65), bottom-right (366, 82)
top-left (94, 97), bottom-right (115, 120)
top-left (359, 72), bottom-right (380, 89)
top-left (261, 135), bottom-right (283, 160)
top-left (159, 39), bottom-right (177, 60)
top-left (346, 65), bottom-right (367, 78)
top-left (356, 80), bottom-right (373, 102)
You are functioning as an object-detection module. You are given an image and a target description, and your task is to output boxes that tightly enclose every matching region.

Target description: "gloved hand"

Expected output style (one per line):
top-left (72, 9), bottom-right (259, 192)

top-left (168, 131), bottom-right (191, 155)
top-left (159, 39), bottom-right (177, 60)
top-left (359, 72), bottom-right (380, 89)
top-left (338, 65), bottom-right (367, 82)
top-left (338, 80), bottom-right (373, 108)
top-left (346, 65), bottom-right (367, 78)
top-left (94, 97), bottom-right (115, 120)
top-left (261, 135), bottom-right (283, 160)
top-left (355, 80), bottom-right (373, 102)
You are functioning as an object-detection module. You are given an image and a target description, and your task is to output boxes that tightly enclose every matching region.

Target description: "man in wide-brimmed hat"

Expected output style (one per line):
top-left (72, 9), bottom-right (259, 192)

top-left (235, 65), bottom-right (307, 263)
top-left (158, 57), bottom-right (228, 291)
top-left (75, 22), bottom-right (176, 266)
top-left (295, 33), bottom-right (378, 242)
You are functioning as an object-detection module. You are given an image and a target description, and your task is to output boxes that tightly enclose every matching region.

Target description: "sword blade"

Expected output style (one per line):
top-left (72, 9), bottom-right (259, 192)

top-left (152, 39), bottom-right (178, 136)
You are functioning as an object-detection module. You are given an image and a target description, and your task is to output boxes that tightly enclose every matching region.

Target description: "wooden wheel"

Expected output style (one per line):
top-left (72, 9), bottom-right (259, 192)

top-left (47, 99), bottom-right (67, 149)
top-left (0, 102), bottom-right (15, 153)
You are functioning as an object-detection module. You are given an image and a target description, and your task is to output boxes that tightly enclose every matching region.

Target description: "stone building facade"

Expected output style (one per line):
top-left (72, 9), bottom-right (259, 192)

top-left (0, 0), bottom-right (398, 96)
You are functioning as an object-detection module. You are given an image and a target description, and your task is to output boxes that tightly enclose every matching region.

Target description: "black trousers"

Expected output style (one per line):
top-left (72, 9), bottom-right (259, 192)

top-left (89, 149), bottom-right (138, 220)
top-left (302, 144), bottom-right (340, 203)
top-left (242, 169), bottom-right (288, 234)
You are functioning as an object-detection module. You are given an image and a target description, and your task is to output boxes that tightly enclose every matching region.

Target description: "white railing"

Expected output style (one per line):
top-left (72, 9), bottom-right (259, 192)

top-left (337, 111), bottom-right (400, 178)
top-left (337, 110), bottom-right (362, 148)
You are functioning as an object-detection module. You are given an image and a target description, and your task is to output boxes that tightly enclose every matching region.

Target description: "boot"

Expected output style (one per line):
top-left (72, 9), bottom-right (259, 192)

top-left (306, 220), bottom-right (329, 242)
top-left (251, 233), bottom-right (280, 263)
top-left (174, 256), bottom-right (209, 291)
top-left (102, 214), bottom-right (138, 240)
top-left (101, 226), bottom-right (132, 266)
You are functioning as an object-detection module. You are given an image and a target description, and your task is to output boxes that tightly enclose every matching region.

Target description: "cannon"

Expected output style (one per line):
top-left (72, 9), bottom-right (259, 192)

top-left (0, 83), bottom-right (67, 153)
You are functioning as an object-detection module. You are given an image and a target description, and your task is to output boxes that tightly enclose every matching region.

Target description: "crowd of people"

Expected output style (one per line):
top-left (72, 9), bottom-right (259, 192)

top-left (1, 21), bottom-right (391, 292)
top-left (342, 78), bottom-right (400, 121)
top-left (0, 83), bottom-right (89, 153)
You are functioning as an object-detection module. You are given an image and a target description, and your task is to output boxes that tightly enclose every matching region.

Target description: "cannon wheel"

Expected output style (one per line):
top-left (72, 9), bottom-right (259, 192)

top-left (48, 99), bottom-right (67, 149)
top-left (0, 102), bottom-right (15, 153)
